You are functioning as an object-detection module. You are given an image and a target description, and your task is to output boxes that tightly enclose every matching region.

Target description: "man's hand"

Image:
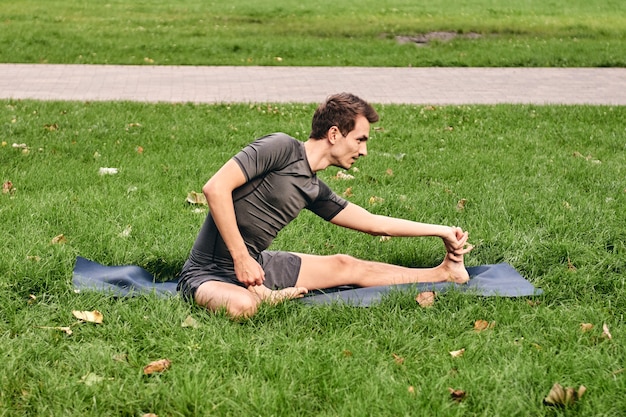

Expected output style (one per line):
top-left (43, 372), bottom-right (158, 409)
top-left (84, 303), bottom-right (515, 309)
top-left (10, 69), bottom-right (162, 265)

top-left (443, 226), bottom-right (473, 262)
top-left (233, 254), bottom-right (265, 286)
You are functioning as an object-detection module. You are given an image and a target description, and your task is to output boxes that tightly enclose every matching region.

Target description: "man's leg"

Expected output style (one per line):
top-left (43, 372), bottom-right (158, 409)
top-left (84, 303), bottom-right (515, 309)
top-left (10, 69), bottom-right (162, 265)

top-left (195, 281), bottom-right (260, 318)
top-left (294, 253), bottom-right (468, 290)
top-left (195, 281), bottom-right (308, 318)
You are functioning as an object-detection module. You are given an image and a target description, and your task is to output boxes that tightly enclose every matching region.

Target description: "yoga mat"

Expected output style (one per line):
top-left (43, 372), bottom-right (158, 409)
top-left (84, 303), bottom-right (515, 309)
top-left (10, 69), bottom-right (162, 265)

top-left (72, 257), bottom-right (542, 306)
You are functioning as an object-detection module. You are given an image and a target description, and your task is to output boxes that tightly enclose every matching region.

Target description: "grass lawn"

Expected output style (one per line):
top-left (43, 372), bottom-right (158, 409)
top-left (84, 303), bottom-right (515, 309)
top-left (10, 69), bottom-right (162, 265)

top-left (1, 0), bottom-right (625, 67)
top-left (1, 100), bottom-right (625, 415)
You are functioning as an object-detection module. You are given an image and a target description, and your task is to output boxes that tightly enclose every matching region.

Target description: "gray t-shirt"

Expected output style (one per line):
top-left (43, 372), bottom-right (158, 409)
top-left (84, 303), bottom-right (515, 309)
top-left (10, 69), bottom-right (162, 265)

top-left (186, 133), bottom-right (348, 272)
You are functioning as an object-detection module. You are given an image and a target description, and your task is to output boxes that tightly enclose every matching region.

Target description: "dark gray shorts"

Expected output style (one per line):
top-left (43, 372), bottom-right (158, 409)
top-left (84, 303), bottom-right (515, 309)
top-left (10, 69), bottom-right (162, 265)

top-left (177, 251), bottom-right (302, 302)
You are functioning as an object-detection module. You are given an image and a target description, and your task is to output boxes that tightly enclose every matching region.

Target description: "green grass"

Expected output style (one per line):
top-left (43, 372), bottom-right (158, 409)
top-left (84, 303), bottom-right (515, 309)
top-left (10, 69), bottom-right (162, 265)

top-left (1, 100), bottom-right (625, 415)
top-left (1, 0), bottom-right (625, 66)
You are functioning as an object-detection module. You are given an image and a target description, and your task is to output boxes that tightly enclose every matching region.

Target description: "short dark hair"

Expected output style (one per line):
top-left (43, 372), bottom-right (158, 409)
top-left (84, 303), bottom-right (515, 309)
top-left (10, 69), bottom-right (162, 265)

top-left (309, 93), bottom-right (379, 139)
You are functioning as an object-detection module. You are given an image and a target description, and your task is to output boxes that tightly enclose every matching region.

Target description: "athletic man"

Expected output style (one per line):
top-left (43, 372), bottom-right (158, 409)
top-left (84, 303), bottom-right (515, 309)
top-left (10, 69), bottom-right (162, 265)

top-left (178, 93), bottom-right (473, 318)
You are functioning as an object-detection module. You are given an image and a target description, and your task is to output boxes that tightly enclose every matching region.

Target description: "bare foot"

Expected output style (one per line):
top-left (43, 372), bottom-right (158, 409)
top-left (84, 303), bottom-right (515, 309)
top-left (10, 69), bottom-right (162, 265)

top-left (248, 285), bottom-right (308, 305)
top-left (440, 254), bottom-right (470, 284)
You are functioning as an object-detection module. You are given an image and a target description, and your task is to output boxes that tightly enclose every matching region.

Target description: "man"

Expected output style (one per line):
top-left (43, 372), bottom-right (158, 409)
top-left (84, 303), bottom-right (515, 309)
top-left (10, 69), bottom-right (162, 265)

top-left (178, 93), bottom-right (473, 318)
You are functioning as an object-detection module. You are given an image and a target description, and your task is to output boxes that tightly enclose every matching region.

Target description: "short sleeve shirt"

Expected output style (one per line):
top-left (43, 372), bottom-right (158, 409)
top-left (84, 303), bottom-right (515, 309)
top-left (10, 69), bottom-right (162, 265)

top-left (186, 133), bottom-right (348, 271)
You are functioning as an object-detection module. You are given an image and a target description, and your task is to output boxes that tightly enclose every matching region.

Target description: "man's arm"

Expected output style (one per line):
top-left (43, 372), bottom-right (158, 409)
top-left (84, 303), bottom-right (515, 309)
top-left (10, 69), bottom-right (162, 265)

top-left (202, 159), bottom-right (265, 286)
top-left (330, 202), bottom-right (471, 260)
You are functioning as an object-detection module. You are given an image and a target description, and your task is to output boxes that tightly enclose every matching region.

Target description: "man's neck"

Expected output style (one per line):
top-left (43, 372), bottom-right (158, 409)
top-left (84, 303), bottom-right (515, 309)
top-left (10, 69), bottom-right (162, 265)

top-left (303, 138), bottom-right (331, 173)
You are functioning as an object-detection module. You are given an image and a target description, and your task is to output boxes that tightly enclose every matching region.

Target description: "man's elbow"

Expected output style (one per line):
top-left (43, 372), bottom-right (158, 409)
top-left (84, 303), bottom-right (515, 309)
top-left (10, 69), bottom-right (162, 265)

top-left (202, 179), bottom-right (222, 204)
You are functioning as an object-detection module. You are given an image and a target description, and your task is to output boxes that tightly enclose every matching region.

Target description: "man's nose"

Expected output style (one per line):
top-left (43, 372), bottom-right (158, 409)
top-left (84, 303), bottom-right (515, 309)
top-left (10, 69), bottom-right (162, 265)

top-left (359, 142), bottom-right (367, 156)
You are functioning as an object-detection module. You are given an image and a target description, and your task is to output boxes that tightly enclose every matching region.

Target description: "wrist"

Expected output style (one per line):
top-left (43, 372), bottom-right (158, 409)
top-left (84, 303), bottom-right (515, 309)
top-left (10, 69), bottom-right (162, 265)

top-left (229, 246), bottom-right (250, 261)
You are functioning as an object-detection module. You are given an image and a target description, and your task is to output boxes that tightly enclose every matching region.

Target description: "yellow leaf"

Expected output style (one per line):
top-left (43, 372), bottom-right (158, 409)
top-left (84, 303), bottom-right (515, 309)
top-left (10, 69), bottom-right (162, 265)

top-left (368, 196), bottom-right (384, 205)
top-left (602, 323), bottom-right (612, 339)
top-left (143, 359), bottom-right (171, 375)
top-left (186, 191), bottom-right (207, 205)
top-left (449, 348), bottom-right (465, 358)
top-left (51, 234), bottom-right (67, 245)
top-left (543, 383), bottom-right (586, 407)
top-left (392, 353), bottom-right (405, 365)
top-left (335, 171), bottom-right (354, 180)
top-left (181, 315), bottom-right (200, 328)
top-left (80, 372), bottom-right (109, 386)
top-left (580, 323), bottom-right (594, 332)
top-left (72, 310), bottom-right (103, 324)
top-left (39, 326), bottom-right (73, 335)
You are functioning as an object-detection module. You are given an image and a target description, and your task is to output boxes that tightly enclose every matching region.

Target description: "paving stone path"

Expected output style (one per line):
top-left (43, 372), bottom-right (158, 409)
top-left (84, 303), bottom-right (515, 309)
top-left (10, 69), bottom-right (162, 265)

top-left (1, 64), bottom-right (625, 105)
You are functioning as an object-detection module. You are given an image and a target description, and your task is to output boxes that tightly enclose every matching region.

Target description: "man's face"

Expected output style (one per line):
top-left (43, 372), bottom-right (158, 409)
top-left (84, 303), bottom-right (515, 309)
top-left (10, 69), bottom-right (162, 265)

top-left (332, 115), bottom-right (370, 169)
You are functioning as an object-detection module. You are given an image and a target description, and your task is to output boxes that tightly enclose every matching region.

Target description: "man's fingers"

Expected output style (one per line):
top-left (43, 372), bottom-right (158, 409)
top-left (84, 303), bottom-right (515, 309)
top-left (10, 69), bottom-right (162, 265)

top-left (447, 252), bottom-right (463, 262)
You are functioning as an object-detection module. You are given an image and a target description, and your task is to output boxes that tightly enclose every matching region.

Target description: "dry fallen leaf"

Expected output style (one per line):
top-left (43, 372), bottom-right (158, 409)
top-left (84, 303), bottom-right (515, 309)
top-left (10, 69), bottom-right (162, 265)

top-left (186, 191), bottom-right (207, 205)
top-left (415, 291), bottom-right (436, 307)
top-left (408, 386), bottom-right (415, 394)
top-left (39, 326), bottom-right (73, 335)
top-left (385, 168), bottom-right (394, 176)
top-left (80, 372), bottom-right (110, 386)
top-left (342, 349), bottom-right (353, 357)
top-left (72, 310), bottom-right (103, 324)
top-left (580, 323), bottom-right (594, 332)
top-left (543, 383), bottom-right (586, 407)
top-left (98, 167), bottom-right (119, 175)
top-left (456, 198), bottom-right (467, 211)
top-left (474, 320), bottom-right (495, 331)
top-left (51, 234), bottom-right (67, 245)
top-left (567, 257), bottom-right (577, 271)
top-left (392, 353), bottom-right (405, 365)
top-left (44, 123), bottom-right (58, 131)
top-left (335, 171), bottom-right (355, 180)
top-left (368, 196), bottom-right (384, 205)
top-left (2, 181), bottom-right (13, 194)
top-left (113, 353), bottom-right (128, 362)
top-left (602, 323), bottom-right (612, 340)
top-left (342, 187), bottom-right (353, 198)
top-left (449, 348), bottom-right (465, 358)
top-left (379, 236), bottom-right (391, 242)
top-left (119, 225), bottom-right (132, 238)
top-left (448, 387), bottom-right (466, 402)
top-left (143, 359), bottom-right (171, 375)
top-left (181, 315), bottom-right (200, 328)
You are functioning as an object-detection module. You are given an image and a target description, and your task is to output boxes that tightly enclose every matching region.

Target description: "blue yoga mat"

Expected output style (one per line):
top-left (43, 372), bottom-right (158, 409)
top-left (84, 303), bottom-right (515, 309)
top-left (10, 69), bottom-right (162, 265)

top-left (72, 256), bottom-right (542, 306)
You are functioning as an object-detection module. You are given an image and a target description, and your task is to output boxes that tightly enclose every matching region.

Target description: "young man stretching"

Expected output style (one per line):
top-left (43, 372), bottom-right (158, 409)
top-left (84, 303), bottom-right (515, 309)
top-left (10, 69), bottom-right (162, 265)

top-left (178, 93), bottom-right (473, 318)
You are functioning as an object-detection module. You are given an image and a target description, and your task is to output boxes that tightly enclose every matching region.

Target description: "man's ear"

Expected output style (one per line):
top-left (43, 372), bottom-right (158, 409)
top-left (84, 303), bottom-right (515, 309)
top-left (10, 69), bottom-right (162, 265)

top-left (327, 126), bottom-right (339, 144)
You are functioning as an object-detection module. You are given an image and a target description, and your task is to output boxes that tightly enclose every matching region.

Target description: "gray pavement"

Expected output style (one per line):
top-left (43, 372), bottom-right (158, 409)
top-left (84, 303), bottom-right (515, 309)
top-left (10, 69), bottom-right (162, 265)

top-left (1, 64), bottom-right (625, 105)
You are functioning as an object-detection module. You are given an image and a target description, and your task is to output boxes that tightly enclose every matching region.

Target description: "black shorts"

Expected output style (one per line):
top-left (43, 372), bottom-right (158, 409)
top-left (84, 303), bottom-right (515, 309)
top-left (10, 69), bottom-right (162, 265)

top-left (176, 251), bottom-right (302, 302)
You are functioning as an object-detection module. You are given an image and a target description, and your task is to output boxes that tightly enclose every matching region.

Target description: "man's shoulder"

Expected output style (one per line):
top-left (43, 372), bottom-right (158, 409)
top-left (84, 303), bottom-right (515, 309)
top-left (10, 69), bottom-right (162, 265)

top-left (255, 132), bottom-right (299, 146)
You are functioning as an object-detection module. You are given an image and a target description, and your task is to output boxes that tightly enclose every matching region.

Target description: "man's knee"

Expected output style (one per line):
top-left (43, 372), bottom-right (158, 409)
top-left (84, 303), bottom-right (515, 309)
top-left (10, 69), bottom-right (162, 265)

top-left (195, 282), bottom-right (260, 318)
top-left (224, 296), bottom-right (259, 318)
top-left (331, 254), bottom-right (359, 271)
